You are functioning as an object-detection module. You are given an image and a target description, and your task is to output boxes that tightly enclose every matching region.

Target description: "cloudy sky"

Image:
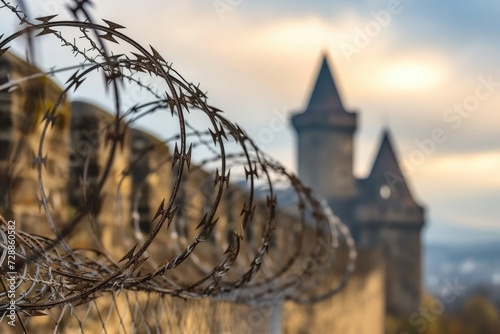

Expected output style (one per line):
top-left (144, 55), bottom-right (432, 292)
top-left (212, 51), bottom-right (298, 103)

top-left (1, 0), bottom-right (499, 245)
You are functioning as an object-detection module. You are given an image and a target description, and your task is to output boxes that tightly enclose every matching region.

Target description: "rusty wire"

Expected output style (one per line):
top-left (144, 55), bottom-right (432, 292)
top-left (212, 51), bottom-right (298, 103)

top-left (0, 0), bottom-right (356, 331)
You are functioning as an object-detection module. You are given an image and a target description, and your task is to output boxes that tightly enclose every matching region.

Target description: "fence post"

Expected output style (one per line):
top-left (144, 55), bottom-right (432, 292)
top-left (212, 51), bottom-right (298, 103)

top-left (269, 299), bottom-right (283, 334)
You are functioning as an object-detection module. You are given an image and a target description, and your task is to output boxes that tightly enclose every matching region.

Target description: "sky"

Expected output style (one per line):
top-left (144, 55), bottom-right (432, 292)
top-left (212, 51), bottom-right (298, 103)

top-left (1, 0), bottom-right (499, 245)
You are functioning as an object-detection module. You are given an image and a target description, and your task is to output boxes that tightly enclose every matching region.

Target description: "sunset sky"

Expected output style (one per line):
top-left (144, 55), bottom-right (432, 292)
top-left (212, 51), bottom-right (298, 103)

top-left (1, 0), bottom-right (499, 245)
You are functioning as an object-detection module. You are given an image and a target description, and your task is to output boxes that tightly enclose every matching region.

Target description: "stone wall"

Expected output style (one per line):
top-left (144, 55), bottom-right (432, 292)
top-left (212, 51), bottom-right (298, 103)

top-left (283, 248), bottom-right (386, 334)
top-left (359, 224), bottom-right (422, 316)
top-left (0, 52), bottom-right (70, 238)
top-left (68, 101), bottom-right (133, 258)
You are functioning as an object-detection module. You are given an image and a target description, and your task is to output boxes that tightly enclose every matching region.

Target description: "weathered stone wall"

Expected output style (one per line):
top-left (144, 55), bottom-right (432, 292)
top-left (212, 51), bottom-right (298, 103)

top-left (0, 52), bottom-right (70, 238)
top-left (68, 101), bottom-right (133, 258)
top-left (0, 55), bottom-right (13, 210)
top-left (356, 196), bottom-right (424, 316)
top-left (129, 127), bottom-right (171, 235)
top-left (359, 224), bottom-right (422, 316)
top-left (294, 128), bottom-right (357, 203)
top-left (283, 248), bottom-right (386, 334)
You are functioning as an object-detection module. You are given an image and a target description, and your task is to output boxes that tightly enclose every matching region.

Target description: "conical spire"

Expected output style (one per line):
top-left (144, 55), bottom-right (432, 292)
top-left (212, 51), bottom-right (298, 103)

top-left (369, 130), bottom-right (402, 179)
top-left (291, 53), bottom-right (356, 132)
top-left (305, 54), bottom-right (346, 114)
top-left (368, 129), bottom-right (419, 206)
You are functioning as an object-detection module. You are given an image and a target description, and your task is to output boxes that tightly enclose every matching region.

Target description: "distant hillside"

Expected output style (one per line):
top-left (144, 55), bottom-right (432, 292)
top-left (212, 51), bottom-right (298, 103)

top-left (424, 241), bottom-right (500, 295)
top-left (425, 242), bottom-right (500, 262)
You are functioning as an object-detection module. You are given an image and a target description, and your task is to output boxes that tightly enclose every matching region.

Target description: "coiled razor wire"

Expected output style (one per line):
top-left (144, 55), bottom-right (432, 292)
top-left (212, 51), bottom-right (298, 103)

top-left (0, 0), bottom-right (356, 331)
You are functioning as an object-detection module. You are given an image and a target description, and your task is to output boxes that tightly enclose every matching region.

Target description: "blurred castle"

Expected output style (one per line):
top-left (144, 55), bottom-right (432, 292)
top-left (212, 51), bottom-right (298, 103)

top-left (0, 51), bottom-right (424, 333)
top-left (292, 54), bottom-right (425, 316)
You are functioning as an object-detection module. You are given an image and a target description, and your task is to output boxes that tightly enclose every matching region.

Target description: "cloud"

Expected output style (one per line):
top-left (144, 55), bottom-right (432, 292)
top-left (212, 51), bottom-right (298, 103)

top-left (415, 150), bottom-right (500, 194)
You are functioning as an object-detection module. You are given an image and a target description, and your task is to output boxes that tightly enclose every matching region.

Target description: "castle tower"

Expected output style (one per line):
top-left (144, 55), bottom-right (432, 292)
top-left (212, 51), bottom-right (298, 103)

top-left (291, 54), bottom-right (357, 220)
top-left (291, 53), bottom-right (425, 317)
top-left (355, 130), bottom-right (425, 315)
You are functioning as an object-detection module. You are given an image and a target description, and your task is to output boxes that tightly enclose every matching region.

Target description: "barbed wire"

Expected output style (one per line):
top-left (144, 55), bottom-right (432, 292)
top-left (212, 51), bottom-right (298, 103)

top-left (0, 0), bottom-right (356, 331)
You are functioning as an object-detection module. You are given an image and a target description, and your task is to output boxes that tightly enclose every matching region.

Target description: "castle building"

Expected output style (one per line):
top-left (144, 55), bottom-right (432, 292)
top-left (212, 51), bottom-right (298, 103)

top-left (291, 54), bottom-right (425, 316)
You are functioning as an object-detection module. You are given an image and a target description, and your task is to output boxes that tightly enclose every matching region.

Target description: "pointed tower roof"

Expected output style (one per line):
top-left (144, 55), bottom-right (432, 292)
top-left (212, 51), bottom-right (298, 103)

top-left (369, 130), bottom-right (401, 179)
top-left (291, 53), bottom-right (356, 132)
top-left (366, 129), bottom-right (421, 207)
top-left (305, 54), bottom-right (346, 114)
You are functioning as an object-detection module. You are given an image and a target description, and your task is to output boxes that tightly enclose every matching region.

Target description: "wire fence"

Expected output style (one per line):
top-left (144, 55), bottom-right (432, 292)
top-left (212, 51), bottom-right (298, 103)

top-left (0, 1), bottom-right (356, 332)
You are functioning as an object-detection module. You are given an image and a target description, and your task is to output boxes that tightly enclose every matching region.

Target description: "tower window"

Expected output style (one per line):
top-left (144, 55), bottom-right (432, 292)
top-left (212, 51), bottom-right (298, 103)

top-left (379, 185), bottom-right (391, 200)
